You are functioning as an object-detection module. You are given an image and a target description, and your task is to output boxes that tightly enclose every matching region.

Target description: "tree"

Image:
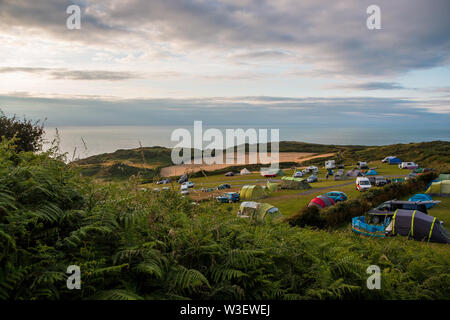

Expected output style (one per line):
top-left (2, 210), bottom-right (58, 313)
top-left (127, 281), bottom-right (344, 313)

top-left (0, 110), bottom-right (44, 152)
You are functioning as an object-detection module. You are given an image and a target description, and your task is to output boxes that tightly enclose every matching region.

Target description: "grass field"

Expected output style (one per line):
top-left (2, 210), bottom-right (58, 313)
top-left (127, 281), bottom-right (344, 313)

top-left (145, 160), bottom-right (411, 215)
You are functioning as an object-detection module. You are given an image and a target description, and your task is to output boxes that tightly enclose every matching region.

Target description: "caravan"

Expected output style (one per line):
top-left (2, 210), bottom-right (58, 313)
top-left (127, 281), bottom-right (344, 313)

top-left (325, 160), bottom-right (336, 169)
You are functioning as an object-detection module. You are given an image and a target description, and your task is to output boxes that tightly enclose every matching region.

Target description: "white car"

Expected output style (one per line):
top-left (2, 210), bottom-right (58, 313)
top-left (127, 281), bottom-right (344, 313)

top-left (356, 177), bottom-right (371, 191)
top-left (293, 171), bottom-right (304, 178)
top-left (181, 181), bottom-right (195, 188)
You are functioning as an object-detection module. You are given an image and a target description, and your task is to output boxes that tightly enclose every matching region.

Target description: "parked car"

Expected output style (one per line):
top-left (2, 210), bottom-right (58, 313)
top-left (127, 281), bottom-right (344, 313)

top-left (368, 200), bottom-right (441, 223)
top-left (356, 177), bottom-right (371, 191)
top-left (216, 192), bottom-right (240, 203)
top-left (398, 162), bottom-right (419, 170)
top-left (162, 187), bottom-right (170, 191)
top-left (293, 171), bottom-right (304, 178)
top-left (324, 191), bottom-right (348, 203)
top-left (178, 174), bottom-right (188, 184)
top-left (405, 172), bottom-right (418, 180)
top-left (182, 181), bottom-right (195, 188)
top-left (375, 176), bottom-right (388, 186)
top-left (156, 178), bottom-right (171, 185)
top-left (224, 172), bottom-right (235, 176)
top-left (357, 161), bottom-right (369, 169)
top-left (217, 183), bottom-right (231, 190)
top-left (307, 175), bottom-right (318, 183)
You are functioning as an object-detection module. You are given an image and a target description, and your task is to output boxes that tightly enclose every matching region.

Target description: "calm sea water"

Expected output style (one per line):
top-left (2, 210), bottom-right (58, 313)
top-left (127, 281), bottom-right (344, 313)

top-left (44, 125), bottom-right (450, 159)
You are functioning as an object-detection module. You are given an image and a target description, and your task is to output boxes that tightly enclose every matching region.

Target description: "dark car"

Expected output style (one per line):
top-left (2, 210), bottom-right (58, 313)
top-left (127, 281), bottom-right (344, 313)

top-left (375, 176), bottom-right (387, 186)
top-left (225, 172), bottom-right (235, 177)
top-left (178, 174), bottom-right (188, 184)
top-left (217, 183), bottom-right (231, 190)
top-left (368, 200), bottom-right (441, 223)
top-left (216, 192), bottom-right (240, 203)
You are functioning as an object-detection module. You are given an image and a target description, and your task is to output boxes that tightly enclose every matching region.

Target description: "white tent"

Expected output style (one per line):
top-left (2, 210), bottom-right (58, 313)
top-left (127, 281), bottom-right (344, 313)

top-left (240, 168), bottom-right (251, 175)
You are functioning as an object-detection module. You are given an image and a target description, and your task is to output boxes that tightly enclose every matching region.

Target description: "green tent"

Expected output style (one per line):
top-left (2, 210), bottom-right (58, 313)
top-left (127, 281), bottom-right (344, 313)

top-left (237, 201), bottom-right (281, 221)
top-left (240, 185), bottom-right (265, 200)
top-left (280, 176), bottom-right (311, 190)
top-left (266, 181), bottom-right (278, 192)
top-left (438, 173), bottom-right (450, 181)
top-left (426, 180), bottom-right (450, 195)
top-left (278, 169), bottom-right (286, 176)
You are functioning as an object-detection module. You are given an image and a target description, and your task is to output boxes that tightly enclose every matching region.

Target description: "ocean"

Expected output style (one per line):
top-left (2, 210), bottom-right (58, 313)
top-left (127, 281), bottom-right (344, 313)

top-left (43, 125), bottom-right (450, 159)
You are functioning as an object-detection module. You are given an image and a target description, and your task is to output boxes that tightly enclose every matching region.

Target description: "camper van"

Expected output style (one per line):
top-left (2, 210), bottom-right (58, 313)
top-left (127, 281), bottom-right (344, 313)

top-left (325, 160), bottom-right (336, 169)
top-left (356, 177), bottom-right (371, 191)
top-left (399, 162), bottom-right (419, 170)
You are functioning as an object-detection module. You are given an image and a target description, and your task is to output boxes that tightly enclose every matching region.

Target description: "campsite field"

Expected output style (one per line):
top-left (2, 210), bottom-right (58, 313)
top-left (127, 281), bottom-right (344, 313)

top-left (147, 161), bottom-right (409, 216)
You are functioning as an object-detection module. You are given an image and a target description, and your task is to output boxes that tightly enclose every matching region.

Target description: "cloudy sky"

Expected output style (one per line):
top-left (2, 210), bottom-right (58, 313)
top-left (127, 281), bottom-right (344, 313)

top-left (0, 0), bottom-right (449, 153)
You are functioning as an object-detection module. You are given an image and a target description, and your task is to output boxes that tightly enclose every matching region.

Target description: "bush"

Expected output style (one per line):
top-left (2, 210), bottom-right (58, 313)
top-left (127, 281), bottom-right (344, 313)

top-left (0, 111), bottom-right (44, 152)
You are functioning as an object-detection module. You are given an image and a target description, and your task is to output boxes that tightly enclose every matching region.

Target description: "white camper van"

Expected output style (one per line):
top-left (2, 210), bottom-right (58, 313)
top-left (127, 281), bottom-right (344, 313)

top-left (325, 160), bottom-right (336, 169)
top-left (356, 177), bottom-right (372, 192)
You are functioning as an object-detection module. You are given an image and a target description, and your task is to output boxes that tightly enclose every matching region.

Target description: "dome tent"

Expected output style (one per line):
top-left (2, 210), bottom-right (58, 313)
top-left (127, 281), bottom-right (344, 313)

top-left (308, 195), bottom-right (335, 209)
top-left (388, 157), bottom-right (402, 164)
top-left (386, 209), bottom-right (450, 244)
top-left (426, 180), bottom-right (450, 195)
top-left (240, 185), bottom-right (265, 201)
top-left (266, 181), bottom-right (278, 193)
top-left (240, 168), bottom-right (251, 175)
top-left (280, 177), bottom-right (311, 190)
top-left (365, 169), bottom-right (378, 176)
top-left (408, 194), bottom-right (436, 209)
top-left (237, 201), bottom-right (281, 221)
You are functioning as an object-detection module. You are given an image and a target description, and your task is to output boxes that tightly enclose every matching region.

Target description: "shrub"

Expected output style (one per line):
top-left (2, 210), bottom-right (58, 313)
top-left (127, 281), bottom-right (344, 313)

top-left (0, 111), bottom-right (44, 152)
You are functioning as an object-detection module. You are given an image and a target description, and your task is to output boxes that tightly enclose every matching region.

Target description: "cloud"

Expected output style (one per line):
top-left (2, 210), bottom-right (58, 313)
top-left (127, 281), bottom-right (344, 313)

top-left (330, 82), bottom-right (410, 91)
top-left (0, 0), bottom-right (449, 76)
top-left (1, 93), bottom-right (449, 130)
top-left (0, 66), bottom-right (142, 81)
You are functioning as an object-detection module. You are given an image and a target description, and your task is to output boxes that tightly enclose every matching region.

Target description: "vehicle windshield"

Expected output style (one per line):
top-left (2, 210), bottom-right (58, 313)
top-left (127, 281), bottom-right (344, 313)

top-left (359, 181), bottom-right (370, 185)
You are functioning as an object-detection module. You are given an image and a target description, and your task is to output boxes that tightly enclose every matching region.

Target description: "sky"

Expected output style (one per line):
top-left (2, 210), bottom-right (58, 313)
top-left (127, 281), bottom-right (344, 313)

top-left (0, 0), bottom-right (449, 154)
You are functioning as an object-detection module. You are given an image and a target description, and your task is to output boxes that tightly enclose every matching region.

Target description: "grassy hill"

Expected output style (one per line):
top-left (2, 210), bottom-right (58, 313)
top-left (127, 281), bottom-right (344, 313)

top-left (74, 140), bottom-right (450, 181)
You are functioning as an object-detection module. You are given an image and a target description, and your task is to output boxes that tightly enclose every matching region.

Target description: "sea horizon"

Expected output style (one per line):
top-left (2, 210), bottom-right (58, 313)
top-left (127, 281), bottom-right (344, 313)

top-left (44, 125), bottom-right (450, 159)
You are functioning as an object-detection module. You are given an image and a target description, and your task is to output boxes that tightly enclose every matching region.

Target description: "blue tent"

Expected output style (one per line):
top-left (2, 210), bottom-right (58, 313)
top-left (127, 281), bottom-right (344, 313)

top-left (408, 194), bottom-right (436, 209)
top-left (388, 157), bottom-right (402, 164)
top-left (366, 169), bottom-right (378, 176)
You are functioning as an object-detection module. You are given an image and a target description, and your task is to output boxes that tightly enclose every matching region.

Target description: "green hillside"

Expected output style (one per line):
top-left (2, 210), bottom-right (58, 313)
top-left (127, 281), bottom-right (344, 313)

top-left (74, 141), bottom-right (450, 181)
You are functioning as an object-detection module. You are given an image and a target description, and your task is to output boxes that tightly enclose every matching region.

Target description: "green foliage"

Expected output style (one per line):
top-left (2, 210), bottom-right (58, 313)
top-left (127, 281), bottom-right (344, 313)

top-left (0, 140), bottom-right (449, 300)
top-left (0, 111), bottom-right (44, 152)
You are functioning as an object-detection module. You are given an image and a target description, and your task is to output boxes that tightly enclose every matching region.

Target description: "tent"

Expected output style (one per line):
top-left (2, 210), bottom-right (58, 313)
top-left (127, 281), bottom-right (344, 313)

top-left (426, 180), bottom-right (450, 195)
top-left (334, 169), bottom-right (347, 181)
top-left (240, 168), bottom-right (251, 175)
top-left (280, 177), bottom-right (311, 190)
top-left (408, 194), bottom-right (437, 209)
top-left (388, 157), bottom-right (402, 164)
top-left (365, 169), bottom-right (378, 176)
top-left (240, 185), bottom-right (265, 200)
top-left (266, 181), bottom-right (278, 193)
top-left (346, 169), bottom-right (362, 177)
top-left (385, 209), bottom-right (449, 244)
top-left (308, 195), bottom-right (335, 209)
top-left (278, 169), bottom-right (286, 176)
top-left (237, 201), bottom-right (281, 221)
top-left (438, 173), bottom-right (450, 181)
top-left (260, 168), bottom-right (284, 177)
